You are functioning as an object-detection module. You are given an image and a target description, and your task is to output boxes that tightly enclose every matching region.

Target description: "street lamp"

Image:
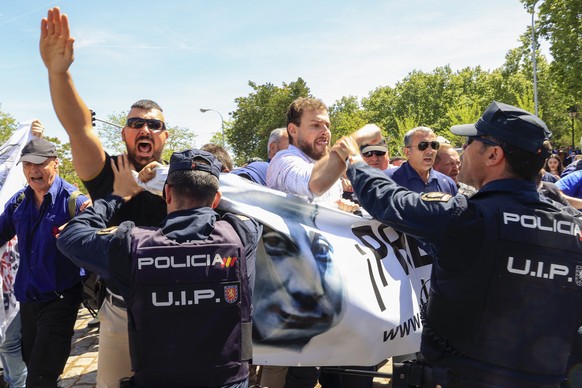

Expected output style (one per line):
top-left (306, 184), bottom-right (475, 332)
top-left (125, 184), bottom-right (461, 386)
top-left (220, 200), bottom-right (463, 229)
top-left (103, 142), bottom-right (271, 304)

top-left (200, 108), bottom-right (225, 147)
top-left (568, 105), bottom-right (578, 150)
top-left (531, 1), bottom-right (539, 116)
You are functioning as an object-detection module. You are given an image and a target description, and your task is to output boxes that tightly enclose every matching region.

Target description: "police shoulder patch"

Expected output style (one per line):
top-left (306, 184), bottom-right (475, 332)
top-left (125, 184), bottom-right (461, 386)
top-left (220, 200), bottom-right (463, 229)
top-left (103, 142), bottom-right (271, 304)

top-left (97, 226), bottom-right (119, 235)
top-left (420, 192), bottom-right (453, 202)
top-left (234, 214), bottom-right (250, 221)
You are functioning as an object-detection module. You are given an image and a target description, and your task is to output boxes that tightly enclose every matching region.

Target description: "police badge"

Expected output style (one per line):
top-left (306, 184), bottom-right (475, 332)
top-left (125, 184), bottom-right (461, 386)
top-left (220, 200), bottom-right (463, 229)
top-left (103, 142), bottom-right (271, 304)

top-left (224, 285), bottom-right (238, 303)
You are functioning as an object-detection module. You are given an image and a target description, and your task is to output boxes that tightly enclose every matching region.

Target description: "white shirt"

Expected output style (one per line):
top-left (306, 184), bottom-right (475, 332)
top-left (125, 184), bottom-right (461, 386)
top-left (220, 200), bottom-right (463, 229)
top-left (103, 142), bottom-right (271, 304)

top-left (266, 145), bottom-right (342, 203)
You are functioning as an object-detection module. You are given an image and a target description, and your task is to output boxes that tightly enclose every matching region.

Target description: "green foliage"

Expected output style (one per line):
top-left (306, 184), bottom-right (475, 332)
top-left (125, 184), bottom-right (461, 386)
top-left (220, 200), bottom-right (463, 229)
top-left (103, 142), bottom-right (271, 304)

top-left (527, 0), bottom-right (582, 102)
top-left (328, 96), bottom-right (370, 140)
top-left (0, 107), bottom-right (17, 144)
top-left (228, 78), bottom-right (310, 165)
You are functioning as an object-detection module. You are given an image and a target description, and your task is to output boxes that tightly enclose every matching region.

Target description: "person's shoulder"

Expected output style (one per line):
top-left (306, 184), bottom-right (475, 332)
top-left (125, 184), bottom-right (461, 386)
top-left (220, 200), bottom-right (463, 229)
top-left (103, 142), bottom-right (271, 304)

top-left (384, 165), bottom-right (401, 177)
top-left (221, 213), bottom-right (261, 243)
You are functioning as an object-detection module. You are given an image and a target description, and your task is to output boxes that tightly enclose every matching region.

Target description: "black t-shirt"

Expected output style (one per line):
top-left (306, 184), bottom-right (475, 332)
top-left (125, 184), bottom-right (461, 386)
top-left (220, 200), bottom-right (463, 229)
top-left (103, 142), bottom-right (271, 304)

top-left (83, 153), bottom-right (167, 228)
top-left (82, 153), bottom-right (167, 295)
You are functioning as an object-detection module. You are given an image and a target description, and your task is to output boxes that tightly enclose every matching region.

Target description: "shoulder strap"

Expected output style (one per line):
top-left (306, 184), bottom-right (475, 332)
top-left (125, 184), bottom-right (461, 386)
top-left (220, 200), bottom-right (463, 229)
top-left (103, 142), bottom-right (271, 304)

top-left (68, 190), bottom-right (82, 218)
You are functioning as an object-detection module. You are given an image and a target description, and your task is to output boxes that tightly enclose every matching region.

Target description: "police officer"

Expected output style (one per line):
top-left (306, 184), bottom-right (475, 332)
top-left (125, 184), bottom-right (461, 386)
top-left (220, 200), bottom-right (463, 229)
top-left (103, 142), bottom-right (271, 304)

top-left (336, 102), bottom-right (582, 387)
top-left (57, 150), bottom-right (261, 388)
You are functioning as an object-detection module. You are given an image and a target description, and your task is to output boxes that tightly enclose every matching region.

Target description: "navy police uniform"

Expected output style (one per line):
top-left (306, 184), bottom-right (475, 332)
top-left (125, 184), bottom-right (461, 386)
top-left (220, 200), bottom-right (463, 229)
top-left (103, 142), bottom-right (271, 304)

top-left (58, 150), bottom-right (261, 388)
top-left (348, 102), bottom-right (582, 387)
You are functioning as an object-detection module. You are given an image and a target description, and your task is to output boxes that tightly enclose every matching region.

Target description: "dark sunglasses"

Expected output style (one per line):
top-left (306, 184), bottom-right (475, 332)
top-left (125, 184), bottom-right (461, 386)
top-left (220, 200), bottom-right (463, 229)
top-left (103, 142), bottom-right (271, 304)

top-left (126, 117), bottom-right (166, 132)
top-left (408, 141), bottom-right (440, 151)
top-left (362, 150), bottom-right (387, 157)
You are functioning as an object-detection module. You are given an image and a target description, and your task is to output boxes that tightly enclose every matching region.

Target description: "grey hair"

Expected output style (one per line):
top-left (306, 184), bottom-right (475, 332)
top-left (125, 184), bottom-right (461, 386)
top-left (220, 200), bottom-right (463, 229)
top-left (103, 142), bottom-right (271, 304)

top-left (403, 126), bottom-right (435, 146)
top-left (267, 127), bottom-right (287, 153)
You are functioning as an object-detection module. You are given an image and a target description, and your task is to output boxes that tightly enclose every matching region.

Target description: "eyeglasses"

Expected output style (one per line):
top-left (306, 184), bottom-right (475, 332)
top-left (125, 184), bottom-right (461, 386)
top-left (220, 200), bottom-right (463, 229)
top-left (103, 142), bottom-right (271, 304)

top-left (362, 150), bottom-right (387, 157)
top-left (467, 136), bottom-right (500, 147)
top-left (407, 141), bottom-right (440, 151)
top-left (126, 118), bottom-right (166, 132)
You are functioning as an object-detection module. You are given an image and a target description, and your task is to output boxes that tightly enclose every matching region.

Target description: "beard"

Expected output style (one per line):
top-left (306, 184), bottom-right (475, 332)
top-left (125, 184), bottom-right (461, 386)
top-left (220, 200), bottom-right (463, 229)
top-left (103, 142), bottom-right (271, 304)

top-left (126, 138), bottom-right (164, 171)
top-left (298, 137), bottom-right (329, 161)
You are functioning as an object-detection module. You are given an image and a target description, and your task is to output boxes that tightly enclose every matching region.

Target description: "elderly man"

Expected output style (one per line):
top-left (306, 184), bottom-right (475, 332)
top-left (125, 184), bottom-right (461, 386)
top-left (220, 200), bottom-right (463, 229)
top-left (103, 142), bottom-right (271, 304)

top-left (0, 138), bottom-right (89, 387)
top-left (267, 127), bottom-right (289, 160)
top-left (360, 138), bottom-right (390, 170)
top-left (386, 127), bottom-right (457, 195)
top-left (434, 142), bottom-right (477, 197)
top-left (341, 101), bottom-right (582, 387)
top-left (40, 8), bottom-right (170, 386)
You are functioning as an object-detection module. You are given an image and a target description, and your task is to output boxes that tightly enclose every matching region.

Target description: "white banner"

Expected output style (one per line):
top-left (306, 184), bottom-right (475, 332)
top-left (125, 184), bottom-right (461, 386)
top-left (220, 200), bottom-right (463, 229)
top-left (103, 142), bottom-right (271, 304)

top-left (0, 121), bottom-right (36, 341)
top-left (219, 173), bottom-right (432, 366)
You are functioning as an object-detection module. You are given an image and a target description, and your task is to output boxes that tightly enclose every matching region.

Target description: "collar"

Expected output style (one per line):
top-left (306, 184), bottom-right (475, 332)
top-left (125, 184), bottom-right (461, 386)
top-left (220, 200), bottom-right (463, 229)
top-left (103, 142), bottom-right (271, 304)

top-left (24, 175), bottom-right (63, 206)
top-left (400, 161), bottom-right (438, 184)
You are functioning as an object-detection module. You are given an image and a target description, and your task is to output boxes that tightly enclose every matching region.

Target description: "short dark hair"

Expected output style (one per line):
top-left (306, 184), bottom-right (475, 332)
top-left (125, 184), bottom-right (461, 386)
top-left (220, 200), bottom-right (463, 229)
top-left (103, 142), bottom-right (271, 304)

top-left (200, 143), bottom-right (233, 172)
top-left (287, 97), bottom-right (327, 127)
top-left (131, 99), bottom-right (163, 112)
top-left (166, 167), bottom-right (218, 207)
top-left (487, 136), bottom-right (549, 181)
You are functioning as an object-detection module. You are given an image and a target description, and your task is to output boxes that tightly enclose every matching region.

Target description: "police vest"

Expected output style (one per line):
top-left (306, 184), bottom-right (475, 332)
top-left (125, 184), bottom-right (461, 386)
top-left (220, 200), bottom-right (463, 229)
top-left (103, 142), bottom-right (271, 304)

top-left (427, 195), bottom-right (582, 378)
top-left (128, 220), bottom-right (252, 387)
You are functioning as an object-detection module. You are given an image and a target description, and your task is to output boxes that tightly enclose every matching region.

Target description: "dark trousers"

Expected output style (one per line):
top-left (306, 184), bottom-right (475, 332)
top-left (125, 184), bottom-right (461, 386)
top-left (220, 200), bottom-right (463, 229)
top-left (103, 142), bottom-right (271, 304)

top-left (318, 366), bottom-right (374, 388)
top-left (20, 285), bottom-right (82, 388)
top-left (285, 367), bottom-right (319, 388)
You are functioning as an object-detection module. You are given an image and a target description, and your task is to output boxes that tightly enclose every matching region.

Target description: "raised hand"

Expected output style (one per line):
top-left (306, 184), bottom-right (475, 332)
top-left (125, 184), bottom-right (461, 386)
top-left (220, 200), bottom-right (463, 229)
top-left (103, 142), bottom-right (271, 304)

top-left (350, 124), bottom-right (382, 147)
top-left (40, 7), bottom-right (75, 74)
top-left (112, 155), bottom-right (143, 202)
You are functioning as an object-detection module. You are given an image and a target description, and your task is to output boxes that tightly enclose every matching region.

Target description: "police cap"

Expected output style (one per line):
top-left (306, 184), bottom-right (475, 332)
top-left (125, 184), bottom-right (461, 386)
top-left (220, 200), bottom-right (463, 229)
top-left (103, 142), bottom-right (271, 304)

top-left (450, 101), bottom-right (551, 158)
top-left (168, 149), bottom-right (222, 179)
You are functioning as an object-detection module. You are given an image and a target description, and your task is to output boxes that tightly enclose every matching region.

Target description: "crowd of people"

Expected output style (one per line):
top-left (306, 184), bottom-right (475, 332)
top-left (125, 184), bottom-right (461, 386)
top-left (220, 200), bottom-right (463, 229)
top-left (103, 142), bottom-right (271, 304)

top-left (0, 5), bottom-right (579, 388)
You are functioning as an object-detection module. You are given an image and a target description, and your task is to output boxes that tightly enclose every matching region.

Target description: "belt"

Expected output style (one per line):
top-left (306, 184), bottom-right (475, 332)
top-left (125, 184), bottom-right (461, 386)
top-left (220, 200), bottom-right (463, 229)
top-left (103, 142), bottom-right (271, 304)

top-left (106, 290), bottom-right (127, 309)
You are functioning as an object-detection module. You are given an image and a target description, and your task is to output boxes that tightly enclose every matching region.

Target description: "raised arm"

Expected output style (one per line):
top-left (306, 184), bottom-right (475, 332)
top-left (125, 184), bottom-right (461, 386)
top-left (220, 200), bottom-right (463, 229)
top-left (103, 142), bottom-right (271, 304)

top-left (309, 124), bottom-right (382, 195)
top-left (40, 7), bottom-right (106, 181)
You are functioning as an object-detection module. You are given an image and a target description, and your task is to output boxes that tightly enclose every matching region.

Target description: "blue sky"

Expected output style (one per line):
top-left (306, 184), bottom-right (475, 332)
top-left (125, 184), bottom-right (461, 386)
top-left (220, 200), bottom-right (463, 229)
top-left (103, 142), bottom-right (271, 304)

top-left (0, 0), bottom-right (539, 148)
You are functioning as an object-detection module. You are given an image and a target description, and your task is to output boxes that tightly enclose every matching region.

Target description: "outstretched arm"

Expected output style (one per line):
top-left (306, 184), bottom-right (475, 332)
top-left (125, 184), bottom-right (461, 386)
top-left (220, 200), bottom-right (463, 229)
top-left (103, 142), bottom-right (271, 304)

top-left (309, 124), bottom-right (382, 195)
top-left (40, 7), bottom-right (106, 181)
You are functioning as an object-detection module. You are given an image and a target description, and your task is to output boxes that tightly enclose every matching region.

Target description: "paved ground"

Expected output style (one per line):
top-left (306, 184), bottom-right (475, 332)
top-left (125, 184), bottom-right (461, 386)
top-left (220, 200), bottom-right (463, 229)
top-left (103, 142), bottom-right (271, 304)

top-left (61, 308), bottom-right (99, 388)
top-left (60, 307), bottom-right (392, 387)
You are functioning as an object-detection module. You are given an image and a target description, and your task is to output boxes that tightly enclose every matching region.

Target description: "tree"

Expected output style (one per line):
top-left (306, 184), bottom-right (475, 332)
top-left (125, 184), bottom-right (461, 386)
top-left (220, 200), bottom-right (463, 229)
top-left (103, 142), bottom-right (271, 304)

top-left (521, 0), bottom-right (582, 102)
top-left (95, 111), bottom-right (197, 162)
top-left (228, 78), bottom-right (310, 165)
top-left (328, 96), bottom-right (370, 140)
top-left (0, 106), bottom-right (18, 144)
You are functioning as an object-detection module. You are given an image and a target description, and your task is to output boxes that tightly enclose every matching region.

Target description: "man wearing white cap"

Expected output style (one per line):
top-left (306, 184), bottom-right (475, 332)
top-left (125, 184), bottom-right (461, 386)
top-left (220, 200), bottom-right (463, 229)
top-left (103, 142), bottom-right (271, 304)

top-left (340, 101), bottom-right (582, 387)
top-left (0, 138), bottom-right (89, 387)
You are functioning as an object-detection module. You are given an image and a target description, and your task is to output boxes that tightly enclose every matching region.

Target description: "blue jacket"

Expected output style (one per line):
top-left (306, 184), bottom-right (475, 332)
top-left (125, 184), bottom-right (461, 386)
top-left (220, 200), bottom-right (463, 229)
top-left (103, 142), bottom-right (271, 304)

top-left (556, 169), bottom-right (582, 198)
top-left (384, 161), bottom-right (458, 195)
top-left (0, 176), bottom-right (88, 302)
top-left (57, 194), bottom-right (260, 301)
top-left (348, 161), bottom-right (582, 382)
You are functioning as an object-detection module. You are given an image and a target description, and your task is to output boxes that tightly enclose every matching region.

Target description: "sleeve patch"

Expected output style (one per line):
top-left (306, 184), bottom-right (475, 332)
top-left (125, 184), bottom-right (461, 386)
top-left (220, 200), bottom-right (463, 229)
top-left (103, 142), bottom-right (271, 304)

top-left (420, 192), bottom-right (453, 202)
top-left (97, 226), bottom-right (119, 235)
top-left (234, 215), bottom-right (250, 221)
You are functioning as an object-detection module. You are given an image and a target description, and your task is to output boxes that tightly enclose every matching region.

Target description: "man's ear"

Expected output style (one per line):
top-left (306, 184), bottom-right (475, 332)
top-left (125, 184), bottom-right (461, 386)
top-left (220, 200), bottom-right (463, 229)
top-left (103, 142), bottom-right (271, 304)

top-left (163, 184), bottom-right (172, 204)
top-left (287, 123), bottom-right (297, 144)
top-left (403, 146), bottom-right (410, 158)
top-left (485, 146), bottom-right (506, 167)
top-left (121, 127), bottom-right (127, 142)
top-left (211, 190), bottom-right (222, 209)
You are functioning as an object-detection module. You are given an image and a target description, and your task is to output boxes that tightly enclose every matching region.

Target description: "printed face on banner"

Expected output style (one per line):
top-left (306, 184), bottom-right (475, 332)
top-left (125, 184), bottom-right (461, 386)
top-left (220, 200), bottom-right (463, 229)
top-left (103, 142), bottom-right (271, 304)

top-left (253, 224), bottom-right (343, 349)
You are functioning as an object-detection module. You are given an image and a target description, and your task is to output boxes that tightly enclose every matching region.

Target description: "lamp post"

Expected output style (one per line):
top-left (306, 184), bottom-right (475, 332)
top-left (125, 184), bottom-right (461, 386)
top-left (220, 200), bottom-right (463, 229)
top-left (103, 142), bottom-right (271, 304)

top-left (200, 108), bottom-right (225, 147)
top-left (569, 105), bottom-right (578, 150)
top-left (531, 1), bottom-right (539, 116)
